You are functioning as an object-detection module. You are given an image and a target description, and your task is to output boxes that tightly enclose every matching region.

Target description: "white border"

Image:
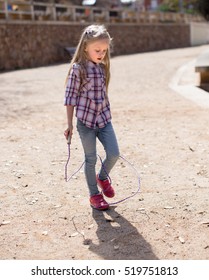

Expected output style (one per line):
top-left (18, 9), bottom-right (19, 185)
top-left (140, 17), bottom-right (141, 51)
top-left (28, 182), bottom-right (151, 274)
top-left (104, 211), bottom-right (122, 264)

top-left (0, 260), bottom-right (209, 280)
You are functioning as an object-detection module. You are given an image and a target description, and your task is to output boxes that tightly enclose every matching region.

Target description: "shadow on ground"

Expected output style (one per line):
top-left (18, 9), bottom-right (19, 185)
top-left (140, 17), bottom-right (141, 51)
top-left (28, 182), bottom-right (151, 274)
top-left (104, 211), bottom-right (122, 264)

top-left (85, 207), bottom-right (158, 260)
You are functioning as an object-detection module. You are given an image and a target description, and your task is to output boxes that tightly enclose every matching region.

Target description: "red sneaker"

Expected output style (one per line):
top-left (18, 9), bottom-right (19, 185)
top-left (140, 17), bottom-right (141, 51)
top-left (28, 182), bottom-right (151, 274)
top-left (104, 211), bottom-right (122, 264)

top-left (96, 175), bottom-right (115, 198)
top-left (90, 193), bottom-right (109, 210)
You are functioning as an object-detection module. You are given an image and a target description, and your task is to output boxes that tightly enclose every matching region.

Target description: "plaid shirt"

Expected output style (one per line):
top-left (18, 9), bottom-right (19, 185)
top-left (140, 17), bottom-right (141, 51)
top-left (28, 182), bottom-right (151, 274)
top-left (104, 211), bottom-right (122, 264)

top-left (64, 61), bottom-right (112, 129)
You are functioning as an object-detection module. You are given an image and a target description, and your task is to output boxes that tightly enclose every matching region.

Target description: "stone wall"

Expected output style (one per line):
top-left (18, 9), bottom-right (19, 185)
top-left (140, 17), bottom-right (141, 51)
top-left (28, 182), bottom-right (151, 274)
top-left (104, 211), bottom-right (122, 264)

top-left (0, 22), bottom-right (190, 71)
top-left (190, 22), bottom-right (209, 46)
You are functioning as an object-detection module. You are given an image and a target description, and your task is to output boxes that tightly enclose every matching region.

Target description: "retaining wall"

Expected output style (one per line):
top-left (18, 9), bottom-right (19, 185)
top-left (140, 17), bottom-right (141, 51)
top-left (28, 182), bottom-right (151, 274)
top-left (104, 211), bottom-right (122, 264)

top-left (0, 22), bottom-right (191, 71)
top-left (190, 22), bottom-right (209, 46)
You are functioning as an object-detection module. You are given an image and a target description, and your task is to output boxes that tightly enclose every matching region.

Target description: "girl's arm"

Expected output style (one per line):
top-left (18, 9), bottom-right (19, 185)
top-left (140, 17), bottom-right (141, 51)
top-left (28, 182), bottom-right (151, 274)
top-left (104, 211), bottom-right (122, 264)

top-left (64, 105), bottom-right (74, 142)
top-left (64, 64), bottom-right (80, 142)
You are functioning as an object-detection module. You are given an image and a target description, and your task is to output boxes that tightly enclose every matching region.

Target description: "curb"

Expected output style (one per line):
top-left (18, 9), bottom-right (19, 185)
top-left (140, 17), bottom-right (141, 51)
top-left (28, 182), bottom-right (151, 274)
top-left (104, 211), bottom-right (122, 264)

top-left (169, 59), bottom-right (209, 109)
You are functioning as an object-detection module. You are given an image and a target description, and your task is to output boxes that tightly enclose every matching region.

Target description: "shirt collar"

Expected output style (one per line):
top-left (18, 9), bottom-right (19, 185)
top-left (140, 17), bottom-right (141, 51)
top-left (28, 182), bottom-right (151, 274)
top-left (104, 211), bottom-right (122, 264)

top-left (86, 60), bottom-right (101, 69)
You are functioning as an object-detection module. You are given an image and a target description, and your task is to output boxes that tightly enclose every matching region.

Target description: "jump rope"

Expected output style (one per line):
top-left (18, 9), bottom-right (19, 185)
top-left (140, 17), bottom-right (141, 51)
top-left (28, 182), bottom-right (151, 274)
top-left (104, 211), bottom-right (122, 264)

top-left (65, 134), bottom-right (141, 205)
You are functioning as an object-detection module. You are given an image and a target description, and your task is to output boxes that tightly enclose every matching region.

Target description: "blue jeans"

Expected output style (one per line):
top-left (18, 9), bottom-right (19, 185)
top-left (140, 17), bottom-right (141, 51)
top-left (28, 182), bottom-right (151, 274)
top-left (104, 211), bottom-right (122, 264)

top-left (76, 119), bottom-right (119, 196)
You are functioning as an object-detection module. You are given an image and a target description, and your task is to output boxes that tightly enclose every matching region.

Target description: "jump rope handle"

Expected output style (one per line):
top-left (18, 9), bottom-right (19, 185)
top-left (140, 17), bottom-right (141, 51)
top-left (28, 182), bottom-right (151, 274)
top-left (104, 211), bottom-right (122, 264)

top-left (67, 133), bottom-right (71, 145)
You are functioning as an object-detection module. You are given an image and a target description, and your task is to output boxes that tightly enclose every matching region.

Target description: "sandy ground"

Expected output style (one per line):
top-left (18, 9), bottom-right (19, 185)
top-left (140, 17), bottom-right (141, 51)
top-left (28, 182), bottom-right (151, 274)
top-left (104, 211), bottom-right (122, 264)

top-left (0, 45), bottom-right (209, 260)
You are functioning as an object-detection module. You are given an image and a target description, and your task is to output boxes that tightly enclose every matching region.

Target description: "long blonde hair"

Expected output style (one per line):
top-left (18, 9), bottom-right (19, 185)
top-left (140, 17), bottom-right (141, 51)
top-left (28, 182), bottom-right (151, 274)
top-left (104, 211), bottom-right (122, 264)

top-left (66, 25), bottom-right (112, 91)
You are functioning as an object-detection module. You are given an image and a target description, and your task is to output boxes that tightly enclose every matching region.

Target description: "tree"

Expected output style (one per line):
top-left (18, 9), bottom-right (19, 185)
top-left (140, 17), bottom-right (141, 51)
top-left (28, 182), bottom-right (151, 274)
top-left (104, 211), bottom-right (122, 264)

top-left (196, 0), bottom-right (209, 20)
top-left (159, 0), bottom-right (184, 12)
top-left (159, 0), bottom-right (203, 14)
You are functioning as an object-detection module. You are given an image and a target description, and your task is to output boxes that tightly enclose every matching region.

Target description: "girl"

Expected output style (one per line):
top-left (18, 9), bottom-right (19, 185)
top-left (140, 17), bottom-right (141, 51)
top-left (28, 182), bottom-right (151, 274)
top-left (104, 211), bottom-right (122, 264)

top-left (64, 25), bottom-right (119, 210)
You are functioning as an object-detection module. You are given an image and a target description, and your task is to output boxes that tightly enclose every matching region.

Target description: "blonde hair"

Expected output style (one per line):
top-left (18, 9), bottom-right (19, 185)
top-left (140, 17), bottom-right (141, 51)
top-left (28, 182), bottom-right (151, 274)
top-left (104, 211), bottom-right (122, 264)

top-left (66, 24), bottom-right (112, 91)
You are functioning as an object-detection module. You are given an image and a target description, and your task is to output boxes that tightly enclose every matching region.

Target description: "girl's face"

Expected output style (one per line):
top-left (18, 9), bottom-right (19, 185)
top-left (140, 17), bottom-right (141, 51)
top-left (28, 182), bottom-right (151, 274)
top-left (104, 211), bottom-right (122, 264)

top-left (85, 39), bottom-right (109, 64)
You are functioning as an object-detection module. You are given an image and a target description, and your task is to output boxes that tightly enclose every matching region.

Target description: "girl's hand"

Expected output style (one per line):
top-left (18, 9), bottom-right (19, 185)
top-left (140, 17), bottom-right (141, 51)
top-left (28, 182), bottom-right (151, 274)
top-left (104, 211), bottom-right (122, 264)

top-left (64, 125), bottom-right (73, 144)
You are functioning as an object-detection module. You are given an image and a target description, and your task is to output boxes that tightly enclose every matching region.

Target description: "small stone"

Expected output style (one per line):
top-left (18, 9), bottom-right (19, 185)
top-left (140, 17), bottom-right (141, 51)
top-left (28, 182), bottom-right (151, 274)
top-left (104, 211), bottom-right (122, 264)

top-left (164, 206), bottom-right (174, 209)
top-left (1, 221), bottom-right (11, 226)
top-left (178, 236), bottom-right (185, 244)
top-left (70, 232), bottom-right (79, 237)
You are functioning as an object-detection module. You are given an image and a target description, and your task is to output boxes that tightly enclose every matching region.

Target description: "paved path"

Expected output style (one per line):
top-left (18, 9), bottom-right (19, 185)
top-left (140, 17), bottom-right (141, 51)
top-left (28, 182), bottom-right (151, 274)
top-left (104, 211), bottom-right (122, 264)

top-left (0, 44), bottom-right (209, 260)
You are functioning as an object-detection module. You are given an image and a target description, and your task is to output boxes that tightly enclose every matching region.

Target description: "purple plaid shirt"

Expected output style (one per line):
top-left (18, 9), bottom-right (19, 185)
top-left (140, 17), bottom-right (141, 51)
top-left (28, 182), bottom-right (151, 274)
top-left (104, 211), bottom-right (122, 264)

top-left (64, 61), bottom-right (112, 129)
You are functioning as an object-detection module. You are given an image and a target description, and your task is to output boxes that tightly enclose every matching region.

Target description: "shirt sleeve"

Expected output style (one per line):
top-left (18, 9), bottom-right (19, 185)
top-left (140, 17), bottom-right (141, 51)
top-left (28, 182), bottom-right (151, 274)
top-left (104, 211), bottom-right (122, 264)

top-left (64, 64), bottom-right (81, 106)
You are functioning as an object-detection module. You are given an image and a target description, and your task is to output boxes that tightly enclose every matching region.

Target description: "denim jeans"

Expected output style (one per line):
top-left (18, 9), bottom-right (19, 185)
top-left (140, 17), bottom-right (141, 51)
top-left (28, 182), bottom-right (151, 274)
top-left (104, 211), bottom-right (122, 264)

top-left (76, 119), bottom-right (119, 196)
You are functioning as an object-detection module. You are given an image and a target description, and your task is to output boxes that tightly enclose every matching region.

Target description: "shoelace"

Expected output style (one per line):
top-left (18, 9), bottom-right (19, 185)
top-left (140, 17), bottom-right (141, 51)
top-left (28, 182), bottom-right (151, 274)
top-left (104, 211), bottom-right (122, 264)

top-left (65, 142), bottom-right (141, 205)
